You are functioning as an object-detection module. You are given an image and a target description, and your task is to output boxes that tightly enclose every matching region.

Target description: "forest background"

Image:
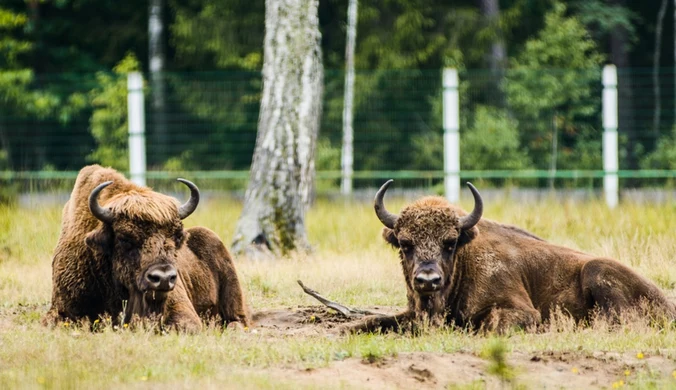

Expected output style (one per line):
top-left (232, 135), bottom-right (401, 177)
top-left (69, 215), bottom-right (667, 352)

top-left (1, 0), bottom-right (675, 188)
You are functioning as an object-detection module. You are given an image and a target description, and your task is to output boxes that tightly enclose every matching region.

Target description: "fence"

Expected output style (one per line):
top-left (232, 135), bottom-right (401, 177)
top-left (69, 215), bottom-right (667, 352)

top-left (2, 67), bottom-right (676, 204)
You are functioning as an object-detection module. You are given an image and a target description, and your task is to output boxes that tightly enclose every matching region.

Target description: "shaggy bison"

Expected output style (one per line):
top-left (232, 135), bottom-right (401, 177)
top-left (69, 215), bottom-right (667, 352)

top-left (349, 180), bottom-right (675, 333)
top-left (44, 165), bottom-right (249, 331)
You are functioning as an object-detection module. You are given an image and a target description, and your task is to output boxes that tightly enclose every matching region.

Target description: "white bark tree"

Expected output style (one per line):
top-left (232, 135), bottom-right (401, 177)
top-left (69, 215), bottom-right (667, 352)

top-left (478, 0), bottom-right (506, 106)
top-left (341, 0), bottom-right (358, 195)
top-left (232, 0), bottom-right (323, 257)
top-left (653, 0), bottom-right (668, 136)
top-left (149, 0), bottom-right (167, 161)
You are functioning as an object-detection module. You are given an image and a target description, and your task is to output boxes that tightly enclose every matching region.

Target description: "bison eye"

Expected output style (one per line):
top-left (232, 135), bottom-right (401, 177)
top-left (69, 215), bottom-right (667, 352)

top-left (442, 240), bottom-right (456, 252)
top-left (116, 235), bottom-right (137, 249)
top-left (399, 241), bottom-right (414, 254)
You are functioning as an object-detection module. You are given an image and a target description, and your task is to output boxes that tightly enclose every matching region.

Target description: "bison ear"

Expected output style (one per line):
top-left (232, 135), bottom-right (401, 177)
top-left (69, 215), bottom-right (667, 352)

top-left (458, 226), bottom-right (479, 246)
top-left (382, 227), bottom-right (399, 248)
top-left (85, 227), bottom-right (113, 253)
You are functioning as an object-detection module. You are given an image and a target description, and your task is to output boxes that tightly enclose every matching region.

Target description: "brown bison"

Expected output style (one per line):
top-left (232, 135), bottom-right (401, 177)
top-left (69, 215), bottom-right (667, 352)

top-left (349, 180), bottom-right (675, 333)
top-left (44, 165), bottom-right (249, 331)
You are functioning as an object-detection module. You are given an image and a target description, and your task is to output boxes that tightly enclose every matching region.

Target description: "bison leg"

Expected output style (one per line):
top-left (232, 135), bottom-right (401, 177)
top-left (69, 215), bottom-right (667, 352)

top-left (216, 250), bottom-right (250, 328)
top-left (482, 306), bottom-right (541, 334)
top-left (342, 311), bottom-right (415, 334)
top-left (185, 227), bottom-right (251, 327)
top-left (161, 276), bottom-right (203, 333)
top-left (581, 258), bottom-right (675, 321)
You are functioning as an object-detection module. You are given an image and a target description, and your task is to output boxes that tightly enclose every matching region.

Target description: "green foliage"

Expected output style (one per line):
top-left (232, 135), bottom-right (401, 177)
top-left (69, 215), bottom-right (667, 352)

top-left (0, 7), bottom-right (48, 115)
top-left (506, 2), bottom-right (604, 170)
top-left (170, 0), bottom-right (264, 70)
top-left (573, 0), bottom-right (639, 44)
top-left (0, 8), bottom-right (30, 69)
top-left (87, 53), bottom-right (141, 170)
top-left (461, 106), bottom-right (532, 171)
top-left (315, 138), bottom-right (340, 172)
top-left (162, 150), bottom-right (199, 172)
top-left (410, 132), bottom-right (442, 171)
top-left (640, 127), bottom-right (676, 170)
top-left (481, 338), bottom-right (515, 382)
top-left (0, 0), bottom-right (670, 178)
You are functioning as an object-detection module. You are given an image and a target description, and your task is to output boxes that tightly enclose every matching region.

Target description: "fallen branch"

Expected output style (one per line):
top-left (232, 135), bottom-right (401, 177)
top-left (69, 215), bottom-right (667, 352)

top-left (296, 280), bottom-right (382, 318)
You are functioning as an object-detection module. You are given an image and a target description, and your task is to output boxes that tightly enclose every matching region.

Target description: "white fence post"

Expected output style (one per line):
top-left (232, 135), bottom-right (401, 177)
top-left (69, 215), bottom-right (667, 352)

top-left (127, 72), bottom-right (147, 187)
top-left (443, 68), bottom-right (460, 203)
top-left (602, 65), bottom-right (619, 208)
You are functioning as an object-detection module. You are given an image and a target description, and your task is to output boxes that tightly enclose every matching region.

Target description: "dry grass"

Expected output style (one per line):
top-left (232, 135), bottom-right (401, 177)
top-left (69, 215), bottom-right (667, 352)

top-left (2, 195), bottom-right (676, 388)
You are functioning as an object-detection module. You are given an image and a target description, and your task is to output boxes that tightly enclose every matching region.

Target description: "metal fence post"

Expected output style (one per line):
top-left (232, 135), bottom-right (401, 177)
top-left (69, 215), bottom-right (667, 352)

top-left (443, 68), bottom-right (460, 203)
top-left (127, 72), bottom-right (147, 187)
top-left (603, 65), bottom-right (618, 208)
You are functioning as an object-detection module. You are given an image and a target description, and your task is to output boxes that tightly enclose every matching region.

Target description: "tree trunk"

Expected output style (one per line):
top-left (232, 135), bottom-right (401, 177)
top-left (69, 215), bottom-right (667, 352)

top-left (548, 113), bottom-right (558, 190)
top-left (653, 0), bottom-right (668, 136)
top-left (610, 0), bottom-right (635, 170)
top-left (478, 0), bottom-right (506, 107)
top-left (341, 0), bottom-right (358, 195)
top-left (149, 0), bottom-right (168, 163)
top-left (231, 0), bottom-right (323, 258)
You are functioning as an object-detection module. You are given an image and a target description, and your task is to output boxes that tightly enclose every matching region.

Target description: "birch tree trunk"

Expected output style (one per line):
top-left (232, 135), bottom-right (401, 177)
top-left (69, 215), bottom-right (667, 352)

top-left (610, 0), bottom-right (636, 170)
top-left (478, 0), bottom-right (506, 107)
top-left (341, 0), bottom-right (358, 195)
top-left (231, 0), bottom-right (323, 258)
top-left (652, 0), bottom-right (667, 136)
top-left (149, 0), bottom-right (167, 162)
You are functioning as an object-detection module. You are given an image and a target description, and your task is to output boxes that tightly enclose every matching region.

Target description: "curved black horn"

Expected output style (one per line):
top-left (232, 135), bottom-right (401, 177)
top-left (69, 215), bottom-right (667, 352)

top-left (374, 179), bottom-right (398, 229)
top-left (458, 182), bottom-right (483, 230)
top-left (177, 178), bottom-right (200, 220)
top-left (89, 181), bottom-right (115, 224)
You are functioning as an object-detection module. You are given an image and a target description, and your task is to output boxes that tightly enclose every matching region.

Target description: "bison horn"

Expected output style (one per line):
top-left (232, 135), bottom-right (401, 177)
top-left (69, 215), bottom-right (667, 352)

top-left (89, 181), bottom-right (115, 224)
top-left (177, 178), bottom-right (200, 220)
top-left (458, 182), bottom-right (483, 230)
top-left (374, 179), bottom-right (398, 229)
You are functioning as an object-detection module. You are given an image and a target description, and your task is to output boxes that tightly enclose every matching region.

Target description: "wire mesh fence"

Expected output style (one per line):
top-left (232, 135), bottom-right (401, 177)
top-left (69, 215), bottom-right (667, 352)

top-left (2, 67), bottom-right (676, 197)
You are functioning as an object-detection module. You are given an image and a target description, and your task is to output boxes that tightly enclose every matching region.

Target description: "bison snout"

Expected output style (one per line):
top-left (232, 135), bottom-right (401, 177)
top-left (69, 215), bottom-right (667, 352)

top-left (414, 270), bottom-right (442, 293)
top-left (144, 264), bottom-right (177, 292)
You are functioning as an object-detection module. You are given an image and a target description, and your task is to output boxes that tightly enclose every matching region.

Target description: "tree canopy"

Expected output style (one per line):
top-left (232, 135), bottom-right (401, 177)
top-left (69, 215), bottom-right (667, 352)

top-left (1, 0), bottom-right (674, 179)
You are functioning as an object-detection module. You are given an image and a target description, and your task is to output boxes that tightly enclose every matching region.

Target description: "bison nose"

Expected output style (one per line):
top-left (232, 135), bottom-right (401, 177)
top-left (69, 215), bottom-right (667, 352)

top-left (145, 264), bottom-right (177, 291)
top-left (414, 271), bottom-right (442, 286)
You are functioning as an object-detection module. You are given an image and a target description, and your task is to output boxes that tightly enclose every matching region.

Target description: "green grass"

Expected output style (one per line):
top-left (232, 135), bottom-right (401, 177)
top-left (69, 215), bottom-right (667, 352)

top-left (2, 196), bottom-right (676, 388)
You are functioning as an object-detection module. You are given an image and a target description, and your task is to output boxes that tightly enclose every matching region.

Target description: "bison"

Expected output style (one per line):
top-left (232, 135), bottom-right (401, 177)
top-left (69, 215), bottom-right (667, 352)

top-left (349, 180), bottom-right (675, 333)
top-left (44, 165), bottom-right (249, 331)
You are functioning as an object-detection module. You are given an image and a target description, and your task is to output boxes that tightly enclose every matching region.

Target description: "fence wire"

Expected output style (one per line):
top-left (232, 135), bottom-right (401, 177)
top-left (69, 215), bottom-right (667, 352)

top-left (1, 68), bottom-right (676, 193)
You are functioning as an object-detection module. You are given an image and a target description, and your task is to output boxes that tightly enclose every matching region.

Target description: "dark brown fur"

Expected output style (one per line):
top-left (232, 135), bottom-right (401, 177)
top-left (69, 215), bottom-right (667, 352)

top-left (350, 195), bottom-right (675, 334)
top-left (43, 165), bottom-right (249, 331)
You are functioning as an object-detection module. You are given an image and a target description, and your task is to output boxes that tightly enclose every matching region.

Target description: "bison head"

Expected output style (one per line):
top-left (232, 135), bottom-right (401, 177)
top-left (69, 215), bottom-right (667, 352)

top-left (84, 179), bottom-right (199, 322)
top-left (375, 180), bottom-right (483, 296)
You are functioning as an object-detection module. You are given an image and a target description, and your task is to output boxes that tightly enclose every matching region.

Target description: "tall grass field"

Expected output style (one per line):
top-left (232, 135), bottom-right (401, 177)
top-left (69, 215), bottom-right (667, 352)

top-left (1, 194), bottom-right (676, 389)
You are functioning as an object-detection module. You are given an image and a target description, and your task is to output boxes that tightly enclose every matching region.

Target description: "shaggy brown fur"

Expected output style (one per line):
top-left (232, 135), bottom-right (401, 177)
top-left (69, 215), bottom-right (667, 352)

top-left (43, 165), bottom-right (249, 331)
top-left (349, 183), bottom-right (675, 334)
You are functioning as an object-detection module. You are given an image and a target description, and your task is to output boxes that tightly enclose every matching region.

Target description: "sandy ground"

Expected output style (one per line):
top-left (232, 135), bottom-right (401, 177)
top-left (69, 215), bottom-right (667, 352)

top-left (252, 306), bottom-right (676, 389)
top-left (256, 350), bottom-right (676, 389)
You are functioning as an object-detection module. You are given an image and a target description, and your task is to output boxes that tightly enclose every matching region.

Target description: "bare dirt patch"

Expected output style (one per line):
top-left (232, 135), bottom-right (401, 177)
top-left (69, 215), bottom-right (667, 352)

top-left (249, 306), bottom-right (676, 388)
top-left (257, 351), bottom-right (676, 389)
top-left (252, 305), bottom-right (400, 335)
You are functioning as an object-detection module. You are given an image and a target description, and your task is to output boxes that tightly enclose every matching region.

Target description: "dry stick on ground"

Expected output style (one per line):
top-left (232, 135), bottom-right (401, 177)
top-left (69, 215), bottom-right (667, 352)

top-left (296, 280), bottom-right (383, 318)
